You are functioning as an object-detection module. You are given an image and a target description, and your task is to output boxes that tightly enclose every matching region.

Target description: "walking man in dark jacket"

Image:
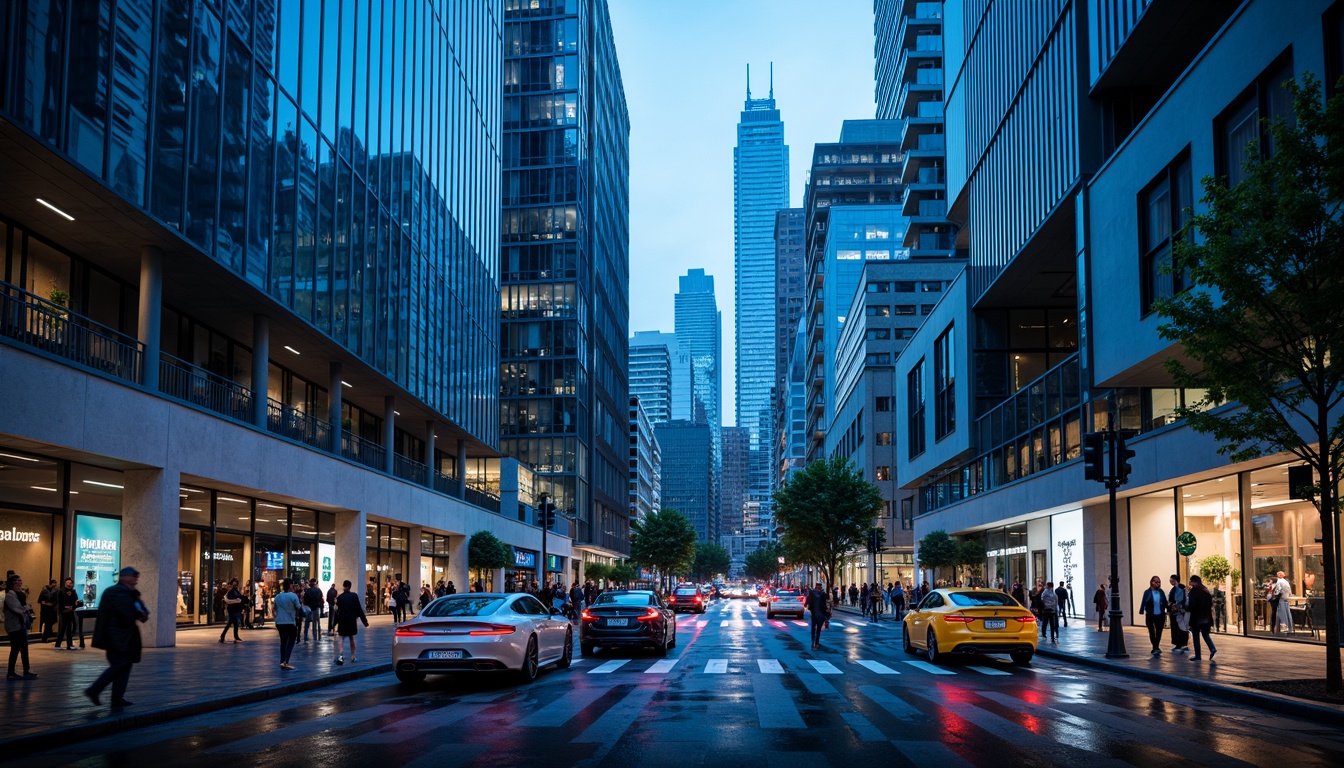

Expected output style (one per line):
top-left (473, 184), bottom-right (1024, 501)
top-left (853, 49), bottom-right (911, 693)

top-left (325, 583), bottom-right (339, 636)
top-left (84, 567), bottom-right (148, 707)
top-left (806, 583), bottom-right (830, 650)
top-left (38, 579), bottom-right (58, 643)
top-left (302, 580), bottom-right (325, 642)
top-left (1186, 575), bottom-right (1217, 661)
top-left (1054, 582), bottom-right (1070, 627)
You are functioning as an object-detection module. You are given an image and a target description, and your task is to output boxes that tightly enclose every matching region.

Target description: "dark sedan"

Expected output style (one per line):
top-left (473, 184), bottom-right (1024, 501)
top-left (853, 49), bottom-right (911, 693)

top-left (579, 590), bottom-right (676, 656)
top-left (666, 586), bottom-right (705, 614)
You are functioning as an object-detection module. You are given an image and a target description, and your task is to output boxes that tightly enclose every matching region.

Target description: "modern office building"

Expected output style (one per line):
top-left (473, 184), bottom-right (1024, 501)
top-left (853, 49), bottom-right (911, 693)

top-left (673, 268), bottom-right (722, 537)
top-left (899, 0), bottom-right (1341, 641)
top-left (501, 0), bottom-right (631, 562)
top-left (0, 1), bottom-right (575, 646)
top-left (735, 69), bottom-right (790, 502)
top-left (628, 396), bottom-right (660, 528)
top-left (772, 207), bottom-right (805, 492)
top-left (776, 314), bottom-right (809, 490)
top-left (629, 330), bottom-right (686, 426)
top-left (719, 426), bottom-right (750, 537)
top-left (654, 420), bottom-right (715, 544)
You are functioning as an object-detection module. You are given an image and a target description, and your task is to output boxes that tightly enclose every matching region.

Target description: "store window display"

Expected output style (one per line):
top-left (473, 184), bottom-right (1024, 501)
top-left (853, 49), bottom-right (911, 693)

top-left (1177, 476), bottom-right (1240, 633)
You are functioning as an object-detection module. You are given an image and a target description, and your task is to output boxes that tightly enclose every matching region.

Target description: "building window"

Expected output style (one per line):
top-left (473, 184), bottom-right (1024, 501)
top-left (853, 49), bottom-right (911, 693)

top-left (1216, 56), bottom-right (1295, 187)
top-left (894, 305), bottom-right (916, 315)
top-left (1139, 151), bottom-right (1193, 312)
top-left (900, 497), bottom-right (914, 529)
top-left (865, 305), bottom-right (891, 317)
top-left (875, 466), bottom-right (891, 482)
top-left (866, 282), bottom-right (890, 293)
top-left (875, 432), bottom-right (893, 446)
top-left (934, 325), bottom-right (955, 440)
top-left (1327, 2), bottom-right (1344, 98)
top-left (875, 396), bottom-right (893, 412)
top-left (908, 360), bottom-right (926, 459)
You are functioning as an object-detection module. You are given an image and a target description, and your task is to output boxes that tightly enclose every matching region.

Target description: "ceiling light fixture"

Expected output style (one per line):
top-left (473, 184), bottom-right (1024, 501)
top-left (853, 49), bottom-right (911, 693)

top-left (218, 496), bottom-right (249, 504)
top-left (342, 381), bottom-right (353, 388)
top-left (0, 452), bottom-right (40, 462)
top-left (284, 345), bottom-right (301, 355)
top-left (30, 486), bottom-right (58, 492)
top-left (36, 198), bottom-right (75, 221)
top-left (181, 507), bottom-right (202, 512)
top-left (82, 480), bottom-right (125, 489)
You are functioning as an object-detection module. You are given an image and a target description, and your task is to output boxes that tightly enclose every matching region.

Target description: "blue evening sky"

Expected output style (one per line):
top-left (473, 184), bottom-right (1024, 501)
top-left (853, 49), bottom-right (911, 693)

top-left (608, 0), bottom-right (877, 425)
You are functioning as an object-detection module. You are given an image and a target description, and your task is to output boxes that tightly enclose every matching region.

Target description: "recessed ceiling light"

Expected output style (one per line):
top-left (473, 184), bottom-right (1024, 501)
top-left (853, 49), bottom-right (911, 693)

top-left (30, 486), bottom-right (58, 492)
top-left (36, 198), bottom-right (75, 221)
top-left (181, 486), bottom-right (204, 493)
top-left (342, 381), bottom-right (353, 388)
top-left (82, 480), bottom-right (125, 489)
top-left (0, 452), bottom-right (40, 462)
top-left (284, 345), bottom-right (301, 355)
top-left (394, 410), bottom-right (401, 416)
top-left (219, 496), bottom-right (249, 504)
top-left (257, 502), bottom-right (285, 509)
top-left (181, 507), bottom-right (202, 512)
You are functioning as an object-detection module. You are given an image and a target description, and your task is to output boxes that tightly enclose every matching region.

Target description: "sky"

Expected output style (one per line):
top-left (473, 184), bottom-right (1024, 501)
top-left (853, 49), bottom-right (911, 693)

top-left (608, 0), bottom-right (878, 426)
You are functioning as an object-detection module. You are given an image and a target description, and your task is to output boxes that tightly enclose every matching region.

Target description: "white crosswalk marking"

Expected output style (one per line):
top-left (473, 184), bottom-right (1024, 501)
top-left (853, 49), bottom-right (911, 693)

top-left (792, 620), bottom-right (808, 627)
top-left (705, 659), bottom-right (729, 673)
top-left (769, 620), bottom-right (787, 628)
top-left (968, 666), bottom-right (1012, 676)
top-left (697, 620), bottom-right (708, 628)
top-left (807, 659), bottom-right (842, 675)
top-left (751, 619), bottom-right (762, 627)
top-left (854, 659), bottom-right (900, 675)
top-left (645, 658), bottom-right (678, 674)
top-left (758, 659), bottom-right (785, 674)
top-left (903, 660), bottom-right (956, 675)
top-left (829, 621), bottom-right (845, 627)
top-left (588, 659), bottom-right (630, 674)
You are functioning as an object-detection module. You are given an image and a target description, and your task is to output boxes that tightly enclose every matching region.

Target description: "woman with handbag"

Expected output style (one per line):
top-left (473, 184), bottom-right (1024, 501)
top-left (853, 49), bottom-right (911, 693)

top-left (4, 574), bottom-right (38, 680)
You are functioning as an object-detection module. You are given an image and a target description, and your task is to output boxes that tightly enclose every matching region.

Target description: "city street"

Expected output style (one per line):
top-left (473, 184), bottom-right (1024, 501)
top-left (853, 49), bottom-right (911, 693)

top-left (21, 599), bottom-right (1344, 768)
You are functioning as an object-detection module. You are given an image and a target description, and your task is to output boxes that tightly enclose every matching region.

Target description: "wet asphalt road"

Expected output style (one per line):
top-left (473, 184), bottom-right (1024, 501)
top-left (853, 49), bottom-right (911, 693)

top-left (22, 599), bottom-right (1344, 767)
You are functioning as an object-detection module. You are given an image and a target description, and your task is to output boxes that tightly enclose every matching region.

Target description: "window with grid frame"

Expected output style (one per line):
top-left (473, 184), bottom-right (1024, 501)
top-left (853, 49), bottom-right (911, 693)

top-left (1216, 54), bottom-right (1295, 187)
top-left (908, 359), bottom-right (926, 459)
top-left (1139, 151), bottom-right (1193, 313)
top-left (934, 324), bottom-right (955, 440)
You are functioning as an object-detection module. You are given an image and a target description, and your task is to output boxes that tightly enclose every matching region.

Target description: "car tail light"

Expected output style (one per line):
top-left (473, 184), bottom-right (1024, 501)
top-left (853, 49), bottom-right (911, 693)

top-left (468, 624), bottom-right (516, 636)
top-left (771, 596), bottom-right (779, 602)
top-left (581, 609), bottom-right (598, 623)
top-left (942, 615), bottom-right (974, 623)
top-left (1016, 616), bottom-right (1037, 624)
top-left (693, 595), bottom-right (701, 603)
top-left (394, 627), bottom-right (426, 636)
top-left (636, 608), bottom-right (661, 622)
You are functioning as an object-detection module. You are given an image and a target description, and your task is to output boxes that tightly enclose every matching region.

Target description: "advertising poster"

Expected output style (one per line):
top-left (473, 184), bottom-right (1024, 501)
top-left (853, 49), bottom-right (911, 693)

top-left (75, 515), bottom-right (121, 609)
top-left (317, 542), bottom-right (336, 586)
top-left (1051, 509), bottom-right (1085, 617)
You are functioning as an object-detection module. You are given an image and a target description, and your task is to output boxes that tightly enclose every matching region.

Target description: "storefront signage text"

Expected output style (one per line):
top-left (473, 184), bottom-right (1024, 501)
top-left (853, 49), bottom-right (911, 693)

top-left (1, 527), bottom-right (42, 542)
top-left (986, 546), bottom-right (1027, 557)
top-left (75, 516), bottom-right (121, 609)
top-left (204, 551), bottom-right (235, 561)
top-left (514, 550), bottom-right (536, 568)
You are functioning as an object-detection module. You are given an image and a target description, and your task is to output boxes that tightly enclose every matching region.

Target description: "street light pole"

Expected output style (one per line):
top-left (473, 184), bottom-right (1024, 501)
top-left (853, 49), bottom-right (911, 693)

top-left (1105, 428), bottom-right (1129, 658)
top-left (538, 492), bottom-right (550, 591)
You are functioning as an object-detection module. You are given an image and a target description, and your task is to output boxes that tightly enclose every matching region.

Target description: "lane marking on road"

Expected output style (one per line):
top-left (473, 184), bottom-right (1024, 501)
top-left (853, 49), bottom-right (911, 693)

top-left (697, 620), bottom-right (708, 628)
top-left (854, 659), bottom-right (900, 675)
top-left (807, 659), bottom-right (842, 675)
top-left (758, 659), bottom-right (785, 674)
top-left (796, 671), bottom-right (840, 696)
top-left (967, 665), bottom-right (1012, 676)
top-left (751, 619), bottom-right (762, 627)
top-left (573, 685), bottom-right (658, 745)
top-left (792, 620), bottom-right (808, 627)
top-left (859, 685), bottom-right (923, 720)
top-left (903, 660), bottom-right (956, 675)
top-left (705, 658), bottom-right (729, 673)
top-left (841, 711), bottom-right (887, 742)
top-left (588, 659), bottom-right (630, 674)
top-left (645, 658), bottom-right (678, 674)
top-left (829, 621), bottom-right (845, 627)
top-left (754, 674), bottom-right (805, 729)
top-left (517, 686), bottom-right (613, 727)
top-left (769, 620), bottom-right (787, 628)
top-left (892, 741), bottom-right (974, 767)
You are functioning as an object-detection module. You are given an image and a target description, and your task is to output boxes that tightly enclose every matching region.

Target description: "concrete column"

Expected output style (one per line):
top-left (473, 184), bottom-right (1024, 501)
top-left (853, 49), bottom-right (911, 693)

top-left (575, 558), bottom-right (586, 587)
top-left (251, 314), bottom-right (269, 428)
top-left (122, 467), bottom-right (180, 648)
top-left (456, 438), bottom-right (468, 498)
top-left (334, 509), bottom-right (368, 605)
top-left (446, 534), bottom-right (468, 594)
top-left (424, 422), bottom-right (436, 488)
top-left (407, 526), bottom-right (422, 604)
top-left (491, 567), bottom-right (506, 593)
top-left (383, 395), bottom-right (396, 474)
top-left (329, 361), bottom-right (343, 433)
top-left (137, 246), bottom-right (163, 391)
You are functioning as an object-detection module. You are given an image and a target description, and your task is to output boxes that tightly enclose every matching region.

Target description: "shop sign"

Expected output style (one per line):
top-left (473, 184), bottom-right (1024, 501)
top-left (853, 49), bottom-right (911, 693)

top-left (546, 554), bottom-right (561, 572)
top-left (318, 542), bottom-right (336, 584)
top-left (1176, 531), bottom-right (1198, 557)
top-left (986, 546), bottom-right (1027, 557)
top-left (265, 550), bottom-right (285, 570)
top-left (0, 527), bottom-right (42, 542)
top-left (1050, 509), bottom-right (1086, 599)
top-left (74, 515), bottom-right (121, 609)
top-left (514, 550), bottom-right (536, 569)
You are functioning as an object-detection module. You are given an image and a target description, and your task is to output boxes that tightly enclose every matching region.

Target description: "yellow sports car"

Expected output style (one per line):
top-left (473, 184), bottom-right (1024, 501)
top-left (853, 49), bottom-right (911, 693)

top-left (902, 588), bottom-right (1037, 665)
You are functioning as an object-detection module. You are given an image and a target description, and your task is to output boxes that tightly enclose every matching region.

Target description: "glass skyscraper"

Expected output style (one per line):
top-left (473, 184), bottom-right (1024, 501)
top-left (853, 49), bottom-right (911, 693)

top-left (501, 0), bottom-right (631, 557)
top-left (674, 268), bottom-right (721, 542)
top-left (734, 69), bottom-right (789, 502)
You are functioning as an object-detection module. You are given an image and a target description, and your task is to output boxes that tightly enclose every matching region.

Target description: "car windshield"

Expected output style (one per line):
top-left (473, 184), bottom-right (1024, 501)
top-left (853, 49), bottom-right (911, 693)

top-left (594, 593), bottom-right (656, 606)
top-left (420, 597), bottom-right (505, 617)
top-left (947, 591), bottom-right (1018, 607)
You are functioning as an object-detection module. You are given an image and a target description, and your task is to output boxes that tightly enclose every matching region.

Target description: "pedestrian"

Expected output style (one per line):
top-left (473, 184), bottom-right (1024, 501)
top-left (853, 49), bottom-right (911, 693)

top-left (848, 584), bottom-right (859, 607)
top-left (253, 581), bottom-right (267, 629)
top-left (419, 585), bottom-right (432, 612)
top-left (1139, 575), bottom-right (1168, 655)
top-left (273, 578), bottom-right (302, 670)
top-left (1186, 575), bottom-right (1217, 662)
top-left (806, 583), bottom-right (830, 650)
top-left (219, 578), bottom-right (245, 643)
top-left (584, 580), bottom-right (596, 606)
top-left (84, 567), bottom-right (148, 706)
top-left (1011, 581), bottom-right (1026, 607)
top-left (1039, 581), bottom-right (1060, 642)
top-left (1093, 583), bottom-right (1108, 631)
top-left (334, 580), bottom-right (368, 665)
top-left (325, 582), bottom-right (339, 636)
top-left (4, 573), bottom-right (38, 680)
top-left (891, 582), bottom-right (905, 619)
top-left (38, 579), bottom-right (58, 643)
top-left (1271, 571), bottom-right (1293, 634)
top-left (868, 583), bottom-right (884, 622)
top-left (859, 583), bottom-right (870, 615)
top-left (395, 580), bottom-right (412, 619)
top-left (1055, 582), bottom-right (1070, 627)
top-left (302, 579), bottom-right (325, 642)
top-left (569, 582), bottom-right (584, 615)
top-left (1168, 575), bottom-right (1189, 653)
top-left (1029, 584), bottom-right (1045, 633)
top-left (56, 577), bottom-right (83, 649)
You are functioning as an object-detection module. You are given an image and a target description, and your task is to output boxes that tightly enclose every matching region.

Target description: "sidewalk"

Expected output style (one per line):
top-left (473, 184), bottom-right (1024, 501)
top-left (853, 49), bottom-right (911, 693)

top-left (832, 602), bottom-right (1344, 724)
top-left (1, 615), bottom-right (399, 756)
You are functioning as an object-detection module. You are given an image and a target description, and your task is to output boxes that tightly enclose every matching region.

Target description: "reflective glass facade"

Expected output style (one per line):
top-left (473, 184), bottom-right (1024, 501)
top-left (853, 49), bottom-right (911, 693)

top-left (0, 0), bottom-right (503, 443)
top-left (674, 268), bottom-right (721, 542)
top-left (501, 0), bottom-right (630, 555)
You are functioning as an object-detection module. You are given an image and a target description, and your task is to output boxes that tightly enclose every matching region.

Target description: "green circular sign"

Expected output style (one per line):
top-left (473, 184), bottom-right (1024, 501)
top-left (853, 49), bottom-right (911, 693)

top-left (1176, 531), bottom-right (1198, 557)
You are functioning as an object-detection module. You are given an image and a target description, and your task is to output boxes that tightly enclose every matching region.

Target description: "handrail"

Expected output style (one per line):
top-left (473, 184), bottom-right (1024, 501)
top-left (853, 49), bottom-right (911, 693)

top-left (394, 454), bottom-right (428, 485)
top-left (266, 398), bottom-right (333, 452)
top-left (159, 354), bottom-right (253, 422)
top-left (0, 283), bottom-right (143, 384)
top-left (341, 429), bottom-right (386, 470)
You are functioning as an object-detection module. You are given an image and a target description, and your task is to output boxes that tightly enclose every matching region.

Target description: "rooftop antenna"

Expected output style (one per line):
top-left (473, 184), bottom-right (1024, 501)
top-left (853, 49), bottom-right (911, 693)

top-left (769, 62), bottom-right (774, 99)
top-left (747, 63), bottom-right (752, 100)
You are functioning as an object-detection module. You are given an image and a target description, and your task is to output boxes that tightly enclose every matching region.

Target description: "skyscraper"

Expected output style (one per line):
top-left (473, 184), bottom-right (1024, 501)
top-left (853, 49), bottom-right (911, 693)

top-left (772, 207), bottom-right (805, 493)
top-left (719, 426), bottom-right (750, 536)
top-left (734, 66), bottom-right (790, 502)
top-left (629, 330), bottom-right (687, 426)
top-left (501, 0), bottom-right (631, 560)
top-left (674, 268), bottom-right (722, 543)
top-left (655, 421), bottom-right (715, 544)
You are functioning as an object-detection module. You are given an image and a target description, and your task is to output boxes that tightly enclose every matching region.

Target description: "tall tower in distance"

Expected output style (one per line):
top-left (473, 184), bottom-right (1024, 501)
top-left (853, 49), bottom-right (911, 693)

top-left (735, 63), bottom-right (790, 506)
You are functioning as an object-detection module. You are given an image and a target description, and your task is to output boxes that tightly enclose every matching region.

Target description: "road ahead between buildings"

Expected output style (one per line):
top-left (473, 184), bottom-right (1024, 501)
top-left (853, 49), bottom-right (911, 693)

top-left (24, 598), bottom-right (1344, 767)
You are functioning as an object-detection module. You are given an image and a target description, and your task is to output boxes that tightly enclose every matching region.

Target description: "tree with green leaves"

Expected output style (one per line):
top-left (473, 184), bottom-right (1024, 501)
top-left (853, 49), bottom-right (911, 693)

top-left (1155, 72), bottom-right (1342, 692)
top-left (584, 562), bottom-right (611, 584)
top-left (467, 530), bottom-right (512, 589)
top-left (957, 538), bottom-right (986, 585)
top-left (692, 543), bottom-right (731, 581)
top-left (916, 530), bottom-right (959, 583)
top-left (773, 456), bottom-right (885, 589)
top-left (608, 560), bottom-right (638, 588)
top-left (630, 509), bottom-right (697, 589)
top-left (744, 545), bottom-right (782, 582)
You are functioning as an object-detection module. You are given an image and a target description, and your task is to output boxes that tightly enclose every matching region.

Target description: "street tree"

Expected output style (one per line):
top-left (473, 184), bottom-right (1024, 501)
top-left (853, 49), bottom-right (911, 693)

top-left (584, 562), bottom-right (612, 584)
top-left (916, 530), bottom-right (960, 584)
top-left (630, 509), bottom-right (697, 589)
top-left (692, 543), bottom-right (731, 581)
top-left (773, 456), bottom-right (884, 589)
top-left (1155, 72), bottom-right (1343, 692)
top-left (608, 560), bottom-right (639, 588)
top-left (744, 545), bottom-right (782, 582)
top-left (957, 538), bottom-right (986, 585)
top-left (467, 530), bottom-right (512, 588)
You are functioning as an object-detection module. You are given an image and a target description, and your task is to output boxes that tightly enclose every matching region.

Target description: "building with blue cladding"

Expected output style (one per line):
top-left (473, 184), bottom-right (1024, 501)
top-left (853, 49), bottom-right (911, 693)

top-left (654, 421), bottom-right (714, 545)
top-left (0, 1), bottom-right (572, 646)
top-left (501, 0), bottom-right (631, 566)
top-left (674, 267), bottom-right (722, 542)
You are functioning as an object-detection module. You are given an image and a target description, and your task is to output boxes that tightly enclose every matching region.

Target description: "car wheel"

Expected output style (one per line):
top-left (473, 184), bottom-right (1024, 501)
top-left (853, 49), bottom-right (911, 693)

top-left (517, 635), bottom-right (540, 684)
top-left (668, 624), bottom-right (677, 649)
top-left (926, 629), bottom-right (941, 664)
top-left (556, 629), bottom-right (573, 669)
top-left (766, 610), bottom-right (773, 619)
top-left (1011, 651), bottom-right (1033, 666)
top-left (656, 632), bottom-right (669, 657)
top-left (580, 642), bottom-right (593, 657)
top-left (902, 624), bottom-right (916, 654)
top-left (395, 669), bottom-right (426, 685)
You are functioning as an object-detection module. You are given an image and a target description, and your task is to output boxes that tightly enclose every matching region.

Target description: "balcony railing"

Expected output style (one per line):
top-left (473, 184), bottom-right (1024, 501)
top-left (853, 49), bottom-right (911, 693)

top-left (341, 430), bottom-right (386, 470)
top-left (267, 399), bottom-right (334, 452)
top-left (394, 454), bottom-right (429, 485)
top-left (433, 470), bottom-right (458, 495)
top-left (159, 354), bottom-right (253, 422)
top-left (464, 484), bottom-right (501, 513)
top-left (0, 283), bottom-right (143, 385)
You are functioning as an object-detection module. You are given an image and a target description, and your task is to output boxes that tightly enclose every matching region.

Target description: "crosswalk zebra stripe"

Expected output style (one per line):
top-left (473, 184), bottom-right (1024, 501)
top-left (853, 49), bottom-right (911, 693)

top-left (705, 659), bottom-right (729, 674)
top-left (829, 621), bottom-right (845, 627)
top-left (769, 620), bottom-right (787, 628)
top-left (859, 685), bottom-right (922, 720)
top-left (903, 660), bottom-right (956, 675)
top-left (854, 659), bottom-right (900, 675)
top-left (792, 620), bottom-right (808, 627)
top-left (645, 658), bottom-right (678, 674)
top-left (968, 665), bottom-right (1012, 676)
top-left (758, 659), bottom-right (785, 674)
top-left (807, 659), bottom-right (842, 675)
top-left (697, 621), bottom-right (708, 628)
top-left (751, 619), bottom-right (762, 627)
top-left (588, 659), bottom-right (630, 674)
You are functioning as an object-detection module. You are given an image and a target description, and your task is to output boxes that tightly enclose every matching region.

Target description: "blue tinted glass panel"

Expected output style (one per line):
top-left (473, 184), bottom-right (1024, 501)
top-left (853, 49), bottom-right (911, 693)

top-left (220, 37), bottom-right (251, 272)
top-left (332, 162), bottom-right (351, 342)
top-left (300, 0), bottom-right (321, 119)
top-left (276, 0), bottom-right (299, 95)
top-left (294, 118), bottom-right (318, 320)
top-left (65, 0), bottom-right (112, 175)
top-left (314, 143), bottom-right (334, 332)
top-left (108, 1), bottom-right (153, 204)
top-left (271, 96), bottom-right (298, 304)
top-left (9, 0), bottom-right (66, 143)
top-left (186, 0), bottom-right (222, 253)
top-left (151, 0), bottom-right (191, 229)
top-left (320, 2), bottom-right (339, 139)
top-left (247, 69), bottom-right (274, 288)
top-left (337, 0), bottom-right (356, 155)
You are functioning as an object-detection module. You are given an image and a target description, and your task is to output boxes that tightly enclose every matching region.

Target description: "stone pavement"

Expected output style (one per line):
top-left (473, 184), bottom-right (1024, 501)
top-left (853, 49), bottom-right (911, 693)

top-left (1, 614), bottom-right (399, 755)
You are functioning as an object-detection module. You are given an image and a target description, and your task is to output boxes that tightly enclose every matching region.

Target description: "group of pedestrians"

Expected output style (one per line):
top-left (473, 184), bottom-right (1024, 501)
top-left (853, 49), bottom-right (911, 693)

top-left (1141, 573), bottom-right (1217, 660)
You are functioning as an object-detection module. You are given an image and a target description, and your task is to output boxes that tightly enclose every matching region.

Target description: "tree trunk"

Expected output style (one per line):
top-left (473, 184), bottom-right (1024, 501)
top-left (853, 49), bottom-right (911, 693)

top-left (1318, 452), bottom-right (1341, 693)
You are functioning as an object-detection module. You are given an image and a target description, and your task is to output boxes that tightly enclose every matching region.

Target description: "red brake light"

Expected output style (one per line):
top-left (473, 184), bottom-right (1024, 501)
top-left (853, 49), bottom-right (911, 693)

top-left (771, 596), bottom-right (779, 602)
top-left (1016, 615), bottom-right (1037, 624)
top-left (636, 608), bottom-right (660, 622)
top-left (394, 628), bottom-right (426, 636)
top-left (693, 595), bottom-right (701, 603)
top-left (581, 609), bottom-right (598, 623)
top-left (942, 615), bottom-right (974, 623)
top-left (468, 624), bottom-right (516, 636)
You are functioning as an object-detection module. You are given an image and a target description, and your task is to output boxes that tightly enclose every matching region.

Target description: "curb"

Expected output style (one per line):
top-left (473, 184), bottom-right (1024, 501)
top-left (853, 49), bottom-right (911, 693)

top-left (0, 662), bottom-right (393, 757)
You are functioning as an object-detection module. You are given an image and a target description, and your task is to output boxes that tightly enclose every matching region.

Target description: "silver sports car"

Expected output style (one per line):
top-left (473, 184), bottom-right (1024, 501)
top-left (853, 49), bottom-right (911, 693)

top-left (392, 593), bottom-right (573, 684)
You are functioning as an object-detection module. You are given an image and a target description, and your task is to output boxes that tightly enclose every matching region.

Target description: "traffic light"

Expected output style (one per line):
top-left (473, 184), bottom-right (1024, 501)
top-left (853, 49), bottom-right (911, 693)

top-left (539, 499), bottom-right (555, 528)
top-left (1082, 432), bottom-right (1106, 482)
top-left (1115, 430), bottom-right (1136, 484)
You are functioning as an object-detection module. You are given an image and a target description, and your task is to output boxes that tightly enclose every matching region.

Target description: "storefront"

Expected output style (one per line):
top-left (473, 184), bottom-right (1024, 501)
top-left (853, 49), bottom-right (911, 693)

top-left (978, 509), bottom-right (1087, 618)
top-left (420, 531), bottom-right (452, 593)
top-left (507, 549), bottom-right (537, 592)
top-left (366, 522), bottom-right (409, 614)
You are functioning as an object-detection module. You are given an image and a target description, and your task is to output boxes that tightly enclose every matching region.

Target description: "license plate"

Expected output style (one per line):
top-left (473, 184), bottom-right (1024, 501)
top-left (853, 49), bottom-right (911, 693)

top-left (983, 619), bottom-right (1007, 630)
top-left (427, 650), bottom-right (463, 659)
top-left (606, 618), bottom-right (629, 627)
